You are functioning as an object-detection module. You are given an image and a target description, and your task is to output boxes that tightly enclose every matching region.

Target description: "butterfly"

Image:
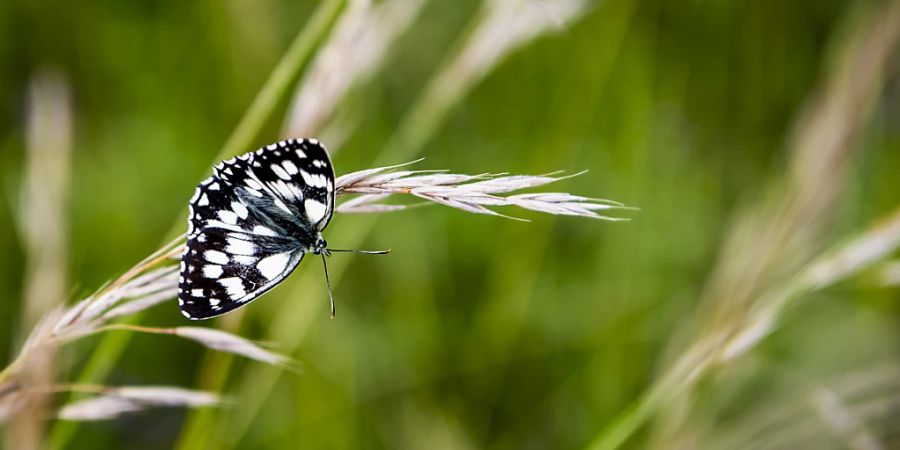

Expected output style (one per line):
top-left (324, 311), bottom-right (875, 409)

top-left (178, 138), bottom-right (386, 320)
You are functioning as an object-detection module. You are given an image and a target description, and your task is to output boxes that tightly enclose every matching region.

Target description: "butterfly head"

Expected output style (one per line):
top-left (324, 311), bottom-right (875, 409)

top-left (312, 236), bottom-right (330, 257)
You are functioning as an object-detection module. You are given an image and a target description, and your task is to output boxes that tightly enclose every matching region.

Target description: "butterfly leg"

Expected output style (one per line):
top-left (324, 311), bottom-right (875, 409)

top-left (321, 254), bottom-right (336, 318)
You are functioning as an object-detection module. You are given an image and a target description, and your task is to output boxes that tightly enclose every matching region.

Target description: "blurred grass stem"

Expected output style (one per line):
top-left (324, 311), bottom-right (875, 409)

top-left (588, 2), bottom-right (900, 447)
top-left (9, 69), bottom-right (72, 450)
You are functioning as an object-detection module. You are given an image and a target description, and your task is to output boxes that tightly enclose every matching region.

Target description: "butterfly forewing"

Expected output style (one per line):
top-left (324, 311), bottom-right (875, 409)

top-left (178, 139), bottom-right (335, 319)
top-left (215, 139), bottom-right (335, 231)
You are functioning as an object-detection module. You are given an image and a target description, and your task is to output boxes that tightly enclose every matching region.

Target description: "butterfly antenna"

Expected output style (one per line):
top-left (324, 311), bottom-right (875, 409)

top-left (326, 248), bottom-right (391, 255)
top-left (321, 254), bottom-right (336, 318)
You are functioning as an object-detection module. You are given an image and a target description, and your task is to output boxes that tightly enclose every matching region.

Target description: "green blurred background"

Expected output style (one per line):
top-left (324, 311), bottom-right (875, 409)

top-left (2, 0), bottom-right (899, 448)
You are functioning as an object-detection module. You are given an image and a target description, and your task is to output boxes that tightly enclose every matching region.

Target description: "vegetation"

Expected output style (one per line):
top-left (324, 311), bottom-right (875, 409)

top-left (0, 0), bottom-right (898, 448)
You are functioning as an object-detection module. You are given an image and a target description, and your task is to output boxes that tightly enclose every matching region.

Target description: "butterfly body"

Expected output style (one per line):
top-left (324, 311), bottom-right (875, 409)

top-left (178, 139), bottom-right (335, 320)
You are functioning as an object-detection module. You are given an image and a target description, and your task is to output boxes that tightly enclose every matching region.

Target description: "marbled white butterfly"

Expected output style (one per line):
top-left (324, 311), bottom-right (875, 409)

top-left (178, 138), bottom-right (385, 320)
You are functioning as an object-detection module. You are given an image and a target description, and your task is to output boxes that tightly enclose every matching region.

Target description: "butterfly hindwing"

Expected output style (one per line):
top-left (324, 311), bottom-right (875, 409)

top-left (180, 228), bottom-right (304, 319)
top-left (178, 138), bottom-right (335, 320)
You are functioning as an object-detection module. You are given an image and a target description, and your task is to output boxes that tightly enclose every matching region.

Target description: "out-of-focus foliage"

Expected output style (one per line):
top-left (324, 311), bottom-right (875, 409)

top-left (1, 0), bottom-right (899, 449)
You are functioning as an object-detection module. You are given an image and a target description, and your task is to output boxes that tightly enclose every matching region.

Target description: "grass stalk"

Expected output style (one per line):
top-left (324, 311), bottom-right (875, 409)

top-left (10, 69), bottom-right (72, 450)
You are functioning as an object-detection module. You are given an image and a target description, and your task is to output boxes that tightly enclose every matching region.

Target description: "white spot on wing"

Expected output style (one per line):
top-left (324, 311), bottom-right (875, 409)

top-left (198, 193), bottom-right (209, 206)
top-left (191, 288), bottom-right (204, 297)
top-left (271, 164), bottom-right (291, 180)
top-left (232, 201), bottom-right (249, 219)
top-left (300, 170), bottom-right (314, 186)
top-left (234, 255), bottom-right (257, 265)
top-left (304, 199), bottom-right (327, 223)
top-left (219, 277), bottom-right (247, 298)
top-left (245, 178), bottom-right (263, 190)
top-left (296, 149), bottom-right (306, 158)
top-left (218, 210), bottom-right (238, 225)
top-left (253, 225), bottom-right (277, 236)
top-left (204, 250), bottom-right (229, 265)
top-left (287, 183), bottom-right (304, 199)
top-left (268, 180), bottom-right (297, 200)
top-left (300, 172), bottom-right (326, 188)
top-left (205, 220), bottom-right (248, 234)
top-left (282, 160), bottom-right (299, 175)
top-left (257, 253), bottom-right (291, 280)
top-left (226, 237), bottom-right (256, 255)
top-left (203, 264), bottom-right (224, 278)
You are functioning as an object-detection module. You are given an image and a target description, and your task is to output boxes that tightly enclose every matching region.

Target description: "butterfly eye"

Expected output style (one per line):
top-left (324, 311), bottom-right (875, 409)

top-left (316, 238), bottom-right (328, 251)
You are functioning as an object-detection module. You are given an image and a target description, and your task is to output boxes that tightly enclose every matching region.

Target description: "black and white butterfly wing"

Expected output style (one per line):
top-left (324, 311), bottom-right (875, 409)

top-left (178, 139), bottom-right (335, 320)
top-left (179, 227), bottom-right (305, 319)
top-left (221, 139), bottom-right (335, 232)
